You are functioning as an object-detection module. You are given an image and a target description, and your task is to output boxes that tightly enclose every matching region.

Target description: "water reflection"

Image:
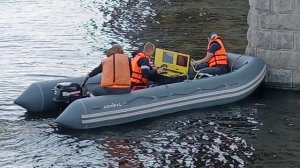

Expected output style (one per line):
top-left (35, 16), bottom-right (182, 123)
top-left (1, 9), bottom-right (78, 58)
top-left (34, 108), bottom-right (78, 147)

top-left (82, 0), bottom-right (249, 57)
top-left (81, 0), bottom-right (157, 52)
top-left (50, 103), bottom-right (259, 167)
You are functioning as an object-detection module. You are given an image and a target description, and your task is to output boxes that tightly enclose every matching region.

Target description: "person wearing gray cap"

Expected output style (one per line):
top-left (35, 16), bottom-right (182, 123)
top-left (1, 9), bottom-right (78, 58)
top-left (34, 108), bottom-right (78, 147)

top-left (190, 32), bottom-right (228, 77)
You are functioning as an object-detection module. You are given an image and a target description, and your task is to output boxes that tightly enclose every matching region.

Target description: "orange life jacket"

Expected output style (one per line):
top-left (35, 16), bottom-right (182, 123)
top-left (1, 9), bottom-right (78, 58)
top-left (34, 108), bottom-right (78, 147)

top-left (101, 54), bottom-right (131, 88)
top-left (130, 52), bottom-right (149, 85)
top-left (207, 36), bottom-right (228, 67)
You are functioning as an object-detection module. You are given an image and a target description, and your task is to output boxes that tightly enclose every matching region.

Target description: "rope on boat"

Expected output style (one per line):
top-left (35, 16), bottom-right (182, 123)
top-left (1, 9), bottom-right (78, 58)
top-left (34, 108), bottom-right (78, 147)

top-left (231, 55), bottom-right (242, 72)
top-left (230, 55), bottom-right (249, 72)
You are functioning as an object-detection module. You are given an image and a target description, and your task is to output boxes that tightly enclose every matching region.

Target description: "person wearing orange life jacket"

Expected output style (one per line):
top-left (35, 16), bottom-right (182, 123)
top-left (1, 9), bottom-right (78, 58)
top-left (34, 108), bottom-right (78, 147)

top-left (86, 44), bottom-right (131, 96)
top-left (131, 42), bottom-right (186, 87)
top-left (191, 32), bottom-right (228, 76)
top-left (131, 42), bottom-right (164, 86)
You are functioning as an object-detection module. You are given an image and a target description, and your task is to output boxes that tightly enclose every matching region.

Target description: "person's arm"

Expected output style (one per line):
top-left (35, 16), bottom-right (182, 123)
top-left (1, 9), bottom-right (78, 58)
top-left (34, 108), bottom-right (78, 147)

top-left (88, 63), bottom-right (102, 78)
top-left (138, 58), bottom-right (159, 77)
top-left (194, 42), bottom-right (221, 64)
top-left (195, 53), bottom-right (214, 64)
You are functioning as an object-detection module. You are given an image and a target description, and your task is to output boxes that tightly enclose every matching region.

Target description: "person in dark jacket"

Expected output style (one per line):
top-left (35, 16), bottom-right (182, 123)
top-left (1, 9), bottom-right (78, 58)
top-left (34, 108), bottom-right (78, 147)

top-left (189, 32), bottom-right (228, 78)
top-left (131, 42), bottom-right (186, 87)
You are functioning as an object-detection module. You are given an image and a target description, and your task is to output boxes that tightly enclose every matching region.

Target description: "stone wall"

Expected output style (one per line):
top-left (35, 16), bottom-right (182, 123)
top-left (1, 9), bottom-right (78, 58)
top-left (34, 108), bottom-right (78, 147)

top-left (246, 0), bottom-right (300, 89)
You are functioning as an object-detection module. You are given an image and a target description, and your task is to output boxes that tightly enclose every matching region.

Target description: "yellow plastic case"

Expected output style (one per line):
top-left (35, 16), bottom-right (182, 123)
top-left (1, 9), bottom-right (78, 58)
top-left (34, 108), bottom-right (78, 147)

top-left (154, 48), bottom-right (190, 77)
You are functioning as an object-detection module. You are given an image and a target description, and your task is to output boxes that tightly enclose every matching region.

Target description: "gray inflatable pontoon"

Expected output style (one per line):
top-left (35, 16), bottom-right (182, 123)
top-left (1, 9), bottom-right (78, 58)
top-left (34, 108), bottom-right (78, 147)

top-left (14, 53), bottom-right (266, 129)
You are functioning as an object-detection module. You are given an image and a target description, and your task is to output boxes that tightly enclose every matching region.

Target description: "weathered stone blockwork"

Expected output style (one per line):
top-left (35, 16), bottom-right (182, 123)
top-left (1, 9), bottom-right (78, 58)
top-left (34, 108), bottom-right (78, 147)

top-left (246, 0), bottom-right (300, 89)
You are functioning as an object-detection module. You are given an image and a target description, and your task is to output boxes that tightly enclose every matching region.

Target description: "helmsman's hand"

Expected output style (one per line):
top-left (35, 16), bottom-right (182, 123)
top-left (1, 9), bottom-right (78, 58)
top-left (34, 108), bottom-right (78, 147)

top-left (156, 67), bottom-right (166, 74)
top-left (191, 59), bottom-right (197, 66)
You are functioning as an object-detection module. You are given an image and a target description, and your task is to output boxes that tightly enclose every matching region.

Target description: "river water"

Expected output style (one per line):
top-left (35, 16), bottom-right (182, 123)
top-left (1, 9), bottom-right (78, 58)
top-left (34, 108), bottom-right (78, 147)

top-left (0, 0), bottom-right (299, 167)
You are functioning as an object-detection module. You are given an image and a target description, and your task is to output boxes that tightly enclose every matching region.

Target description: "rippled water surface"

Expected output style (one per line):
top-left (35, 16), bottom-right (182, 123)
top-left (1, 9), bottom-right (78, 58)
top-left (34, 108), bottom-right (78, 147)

top-left (1, 0), bottom-right (300, 167)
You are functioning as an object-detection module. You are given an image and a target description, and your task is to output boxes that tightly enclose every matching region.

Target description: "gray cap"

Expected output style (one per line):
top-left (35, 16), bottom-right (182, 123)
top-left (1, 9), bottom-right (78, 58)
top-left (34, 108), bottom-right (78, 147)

top-left (208, 32), bottom-right (218, 39)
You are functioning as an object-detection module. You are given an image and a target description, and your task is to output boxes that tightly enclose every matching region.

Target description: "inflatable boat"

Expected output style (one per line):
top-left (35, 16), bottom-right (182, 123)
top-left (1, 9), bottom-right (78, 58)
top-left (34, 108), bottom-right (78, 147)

top-left (14, 53), bottom-right (266, 129)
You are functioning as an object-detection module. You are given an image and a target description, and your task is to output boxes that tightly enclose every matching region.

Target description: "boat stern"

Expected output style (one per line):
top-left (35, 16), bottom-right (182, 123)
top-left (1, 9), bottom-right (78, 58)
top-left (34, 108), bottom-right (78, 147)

top-left (55, 99), bottom-right (87, 129)
top-left (14, 83), bottom-right (44, 112)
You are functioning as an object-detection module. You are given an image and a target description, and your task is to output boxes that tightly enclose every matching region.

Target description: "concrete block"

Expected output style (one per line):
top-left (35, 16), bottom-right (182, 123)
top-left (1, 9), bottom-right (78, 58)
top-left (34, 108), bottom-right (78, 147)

top-left (264, 68), bottom-right (269, 83)
top-left (249, 0), bottom-right (255, 8)
top-left (293, 69), bottom-right (300, 88)
top-left (294, 52), bottom-right (300, 68)
top-left (271, 31), bottom-right (293, 50)
top-left (259, 13), bottom-right (275, 29)
top-left (247, 29), bottom-right (272, 49)
top-left (249, 0), bottom-right (256, 8)
top-left (257, 30), bottom-right (272, 49)
top-left (247, 10), bottom-right (259, 29)
top-left (264, 50), bottom-right (297, 69)
top-left (255, 49), bottom-right (295, 69)
top-left (266, 50), bottom-right (282, 67)
top-left (295, 33), bottom-right (300, 51)
top-left (285, 51), bottom-right (298, 69)
top-left (246, 28), bottom-right (256, 44)
top-left (273, 51), bottom-right (296, 69)
top-left (256, 48), bottom-right (270, 63)
top-left (297, 0), bottom-right (300, 13)
top-left (260, 14), bottom-right (300, 31)
top-left (267, 67), bottom-right (293, 87)
top-left (245, 44), bottom-right (256, 56)
top-left (273, 0), bottom-right (294, 14)
top-left (249, 0), bottom-right (271, 10)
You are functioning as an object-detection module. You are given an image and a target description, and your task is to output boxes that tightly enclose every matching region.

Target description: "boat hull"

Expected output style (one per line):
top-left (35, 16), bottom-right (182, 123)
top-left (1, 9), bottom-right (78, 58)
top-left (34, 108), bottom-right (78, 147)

top-left (15, 53), bottom-right (266, 129)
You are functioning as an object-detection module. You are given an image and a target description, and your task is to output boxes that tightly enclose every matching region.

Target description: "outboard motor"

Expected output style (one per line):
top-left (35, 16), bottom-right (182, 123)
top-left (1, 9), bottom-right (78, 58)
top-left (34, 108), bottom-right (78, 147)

top-left (53, 82), bottom-right (88, 104)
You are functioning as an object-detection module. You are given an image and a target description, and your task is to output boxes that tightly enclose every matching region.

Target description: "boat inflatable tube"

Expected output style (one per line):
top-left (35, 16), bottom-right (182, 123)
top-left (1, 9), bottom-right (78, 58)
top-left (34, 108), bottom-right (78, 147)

top-left (15, 53), bottom-right (266, 129)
